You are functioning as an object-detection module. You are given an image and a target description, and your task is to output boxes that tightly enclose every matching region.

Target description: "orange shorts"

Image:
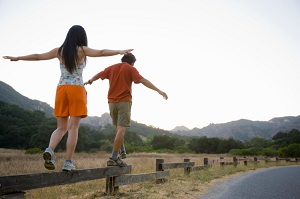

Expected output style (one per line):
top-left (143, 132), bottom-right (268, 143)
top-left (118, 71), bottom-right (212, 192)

top-left (54, 85), bottom-right (87, 118)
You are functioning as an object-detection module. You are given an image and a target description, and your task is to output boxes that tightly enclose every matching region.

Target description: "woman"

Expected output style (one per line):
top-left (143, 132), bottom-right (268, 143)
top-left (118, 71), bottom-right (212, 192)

top-left (3, 25), bottom-right (133, 171)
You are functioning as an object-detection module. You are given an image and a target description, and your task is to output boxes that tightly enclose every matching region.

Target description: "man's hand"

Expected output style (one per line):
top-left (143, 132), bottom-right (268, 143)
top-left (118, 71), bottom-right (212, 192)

top-left (158, 90), bottom-right (168, 100)
top-left (84, 79), bottom-right (93, 85)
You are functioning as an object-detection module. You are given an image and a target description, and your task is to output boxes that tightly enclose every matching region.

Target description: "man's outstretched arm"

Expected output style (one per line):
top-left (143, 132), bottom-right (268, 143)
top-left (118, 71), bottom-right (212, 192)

top-left (137, 78), bottom-right (168, 100)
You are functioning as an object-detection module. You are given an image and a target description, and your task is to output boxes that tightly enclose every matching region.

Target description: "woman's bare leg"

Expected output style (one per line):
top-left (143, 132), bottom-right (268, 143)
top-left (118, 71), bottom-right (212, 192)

top-left (48, 117), bottom-right (68, 150)
top-left (65, 116), bottom-right (81, 160)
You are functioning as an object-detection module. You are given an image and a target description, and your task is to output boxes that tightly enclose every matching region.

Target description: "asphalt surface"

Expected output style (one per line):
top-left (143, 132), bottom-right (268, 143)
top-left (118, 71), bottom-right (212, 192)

top-left (199, 166), bottom-right (300, 199)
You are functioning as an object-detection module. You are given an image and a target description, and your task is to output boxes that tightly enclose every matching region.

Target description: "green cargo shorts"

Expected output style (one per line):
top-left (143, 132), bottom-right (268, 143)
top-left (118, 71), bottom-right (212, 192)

top-left (109, 102), bottom-right (132, 127)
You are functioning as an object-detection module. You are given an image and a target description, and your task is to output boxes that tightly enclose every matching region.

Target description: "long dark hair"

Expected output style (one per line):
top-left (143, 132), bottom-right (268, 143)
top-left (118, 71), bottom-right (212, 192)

top-left (58, 25), bottom-right (88, 73)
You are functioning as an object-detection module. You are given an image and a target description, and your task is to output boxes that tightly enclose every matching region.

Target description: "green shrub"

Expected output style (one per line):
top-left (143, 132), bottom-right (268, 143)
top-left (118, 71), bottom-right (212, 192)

top-left (99, 139), bottom-right (113, 152)
top-left (25, 148), bottom-right (43, 154)
top-left (243, 148), bottom-right (261, 156)
top-left (278, 144), bottom-right (300, 157)
top-left (174, 146), bottom-right (195, 154)
top-left (259, 148), bottom-right (278, 157)
top-left (126, 144), bottom-right (152, 153)
top-left (153, 148), bottom-right (175, 153)
top-left (229, 148), bottom-right (264, 156)
top-left (228, 149), bottom-right (243, 156)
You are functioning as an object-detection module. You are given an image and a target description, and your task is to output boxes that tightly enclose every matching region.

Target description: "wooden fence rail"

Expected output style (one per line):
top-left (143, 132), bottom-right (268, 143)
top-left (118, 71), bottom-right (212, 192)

top-left (1, 156), bottom-right (298, 198)
top-left (107, 158), bottom-right (198, 193)
top-left (218, 156), bottom-right (300, 166)
top-left (0, 166), bottom-right (131, 198)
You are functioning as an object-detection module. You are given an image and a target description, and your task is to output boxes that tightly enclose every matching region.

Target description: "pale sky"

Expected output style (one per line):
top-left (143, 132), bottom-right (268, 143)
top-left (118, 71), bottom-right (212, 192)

top-left (1, 0), bottom-right (300, 131)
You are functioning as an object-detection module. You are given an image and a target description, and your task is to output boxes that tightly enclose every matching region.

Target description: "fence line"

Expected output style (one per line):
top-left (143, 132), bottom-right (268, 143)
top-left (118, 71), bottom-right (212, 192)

top-left (0, 166), bottom-right (131, 198)
top-left (218, 156), bottom-right (300, 166)
top-left (0, 156), bottom-right (298, 198)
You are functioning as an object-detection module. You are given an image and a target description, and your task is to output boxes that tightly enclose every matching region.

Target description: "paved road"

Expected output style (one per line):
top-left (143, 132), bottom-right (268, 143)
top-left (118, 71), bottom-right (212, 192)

top-left (199, 166), bottom-right (300, 199)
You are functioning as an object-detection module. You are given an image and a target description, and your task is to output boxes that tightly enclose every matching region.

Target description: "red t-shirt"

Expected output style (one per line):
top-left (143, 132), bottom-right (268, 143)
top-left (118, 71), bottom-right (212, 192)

top-left (97, 62), bottom-right (143, 102)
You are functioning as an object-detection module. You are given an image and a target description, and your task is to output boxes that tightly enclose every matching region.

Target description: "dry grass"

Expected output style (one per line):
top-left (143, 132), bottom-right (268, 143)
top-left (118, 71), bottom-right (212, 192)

top-left (0, 149), bottom-right (298, 199)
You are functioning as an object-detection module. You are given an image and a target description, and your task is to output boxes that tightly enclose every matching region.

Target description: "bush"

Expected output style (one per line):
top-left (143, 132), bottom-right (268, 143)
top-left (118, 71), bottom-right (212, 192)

top-left (243, 148), bottom-right (261, 156)
top-left (125, 144), bottom-right (152, 153)
top-left (174, 146), bottom-right (195, 154)
top-left (278, 144), bottom-right (300, 158)
top-left (25, 148), bottom-right (43, 154)
top-left (229, 148), bottom-right (263, 156)
top-left (228, 149), bottom-right (244, 156)
top-left (259, 148), bottom-right (278, 157)
top-left (99, 140), bottom-right (113, 152)
top-left (152, 148), bottom-right (175, 154)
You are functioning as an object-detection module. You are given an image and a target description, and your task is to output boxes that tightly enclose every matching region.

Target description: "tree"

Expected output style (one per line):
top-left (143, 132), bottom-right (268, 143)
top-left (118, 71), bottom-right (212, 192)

top-left (0, 102), bottom-right (47, 149)
top-left (287, 129), bottom-right (300, 144)
top-left (124, 130), bottom-right (143, 145)
top-left (100, 139), bottom-right (113, 152)
top-left (188, 136), bottom-right (244, 154)
top-left (29, 118), bottom-right (57, 149)
top-left (271, 129), bottom-right (300, 149)
top-left (151, 135), bottom-right (175, 150)
top-left (75, 126), bottom-right (90, 152)
top-left (187, 136), bottom-right (211, 153)
top-left (244, 136), bottom-right (271, 148)
top-left (272, 131), bottom-right (287, 140)
top-left (86, 129), bottom-right (105, 150)
top-left (187, 137), bottom-right (199, 153)
top-left (278, 144), bottom-right (300, 158)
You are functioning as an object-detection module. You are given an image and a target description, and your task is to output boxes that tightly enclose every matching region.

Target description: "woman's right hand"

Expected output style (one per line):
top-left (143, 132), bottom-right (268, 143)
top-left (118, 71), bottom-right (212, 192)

top-left (119, 49), bottom-right (134, 55)
top-left (3, 56), bottom-right (18, 61)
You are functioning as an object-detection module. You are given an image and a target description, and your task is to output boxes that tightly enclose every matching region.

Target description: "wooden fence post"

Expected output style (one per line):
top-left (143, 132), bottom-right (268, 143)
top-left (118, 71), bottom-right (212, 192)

top-left (156, 159), bottom-right (164, 172)
top-left (233, 157), bottom-right (238, 167)
top-left (106, 176), bottom-right (119, 195)
top-left (184, 159), bottom-right (191, 175)
top-left (220, 157), bottom-right (224, 166)
top-left (243, 157), bottom-right (247, 166)
top-left (156, 159), bottom-right (166, 183)
top-left (204, 158), bottom-right (208, 167)
top-left (254, 157), bottom-right (258, 165)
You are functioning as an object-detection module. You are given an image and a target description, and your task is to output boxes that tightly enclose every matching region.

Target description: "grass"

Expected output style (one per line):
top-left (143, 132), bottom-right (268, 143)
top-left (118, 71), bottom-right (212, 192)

top-left (0, 148), bottom-right (298, 198)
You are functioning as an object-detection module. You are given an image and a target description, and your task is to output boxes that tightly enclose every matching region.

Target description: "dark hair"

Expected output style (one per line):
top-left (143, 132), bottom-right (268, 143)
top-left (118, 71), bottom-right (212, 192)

top-left (121, 53), bottom-right (136, 65)
top-left (58, 25), bottom-right (88, 73)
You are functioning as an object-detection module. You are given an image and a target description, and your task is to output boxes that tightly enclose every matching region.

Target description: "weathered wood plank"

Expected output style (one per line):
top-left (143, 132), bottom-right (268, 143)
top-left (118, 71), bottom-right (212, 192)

top-left (114, 171), bottom-right (169, 186)
top-left (161, 162), bottom-right (195, 170)
top-left (0, 166), bottom-right (131, 194)
top-left (238, 158), bottom-right (248, 161)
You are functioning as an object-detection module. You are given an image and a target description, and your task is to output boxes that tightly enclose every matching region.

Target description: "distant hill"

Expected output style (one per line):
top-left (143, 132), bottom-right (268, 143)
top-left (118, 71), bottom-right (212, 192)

top-left (1, 80), bottom-right (299, 140)
top-left (170, 117), bottom-right (300, 140)
top-left (81, 112), bottom-right (112, 128)
top-left (0, 81), bottom-right (54, 117)
top-left (171, 126), bottom-right (190, 132)
top-left (82, 113), bottom-right (170, 137)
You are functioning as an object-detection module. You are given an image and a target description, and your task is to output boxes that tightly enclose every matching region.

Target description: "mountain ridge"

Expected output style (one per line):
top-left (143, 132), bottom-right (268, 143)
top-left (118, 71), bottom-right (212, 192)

top-left (1, 80), bottom-right (299, 140)
top-left (170, 117), bottom-right (300, 140)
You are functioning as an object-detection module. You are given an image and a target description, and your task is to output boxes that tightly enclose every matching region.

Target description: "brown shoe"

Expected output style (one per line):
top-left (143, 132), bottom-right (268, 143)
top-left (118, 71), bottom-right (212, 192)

top-left (107, 157), bottom-right (127, 167)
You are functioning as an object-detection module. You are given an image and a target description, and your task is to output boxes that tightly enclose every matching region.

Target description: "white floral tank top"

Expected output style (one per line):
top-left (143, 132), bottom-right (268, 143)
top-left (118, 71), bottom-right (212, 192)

top-left (58, 63), bottom-right (85, 86)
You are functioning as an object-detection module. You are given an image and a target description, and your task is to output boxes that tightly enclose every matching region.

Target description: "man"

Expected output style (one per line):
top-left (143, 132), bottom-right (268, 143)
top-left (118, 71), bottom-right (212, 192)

top-left (85, 53), bottom-right (168, 166)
